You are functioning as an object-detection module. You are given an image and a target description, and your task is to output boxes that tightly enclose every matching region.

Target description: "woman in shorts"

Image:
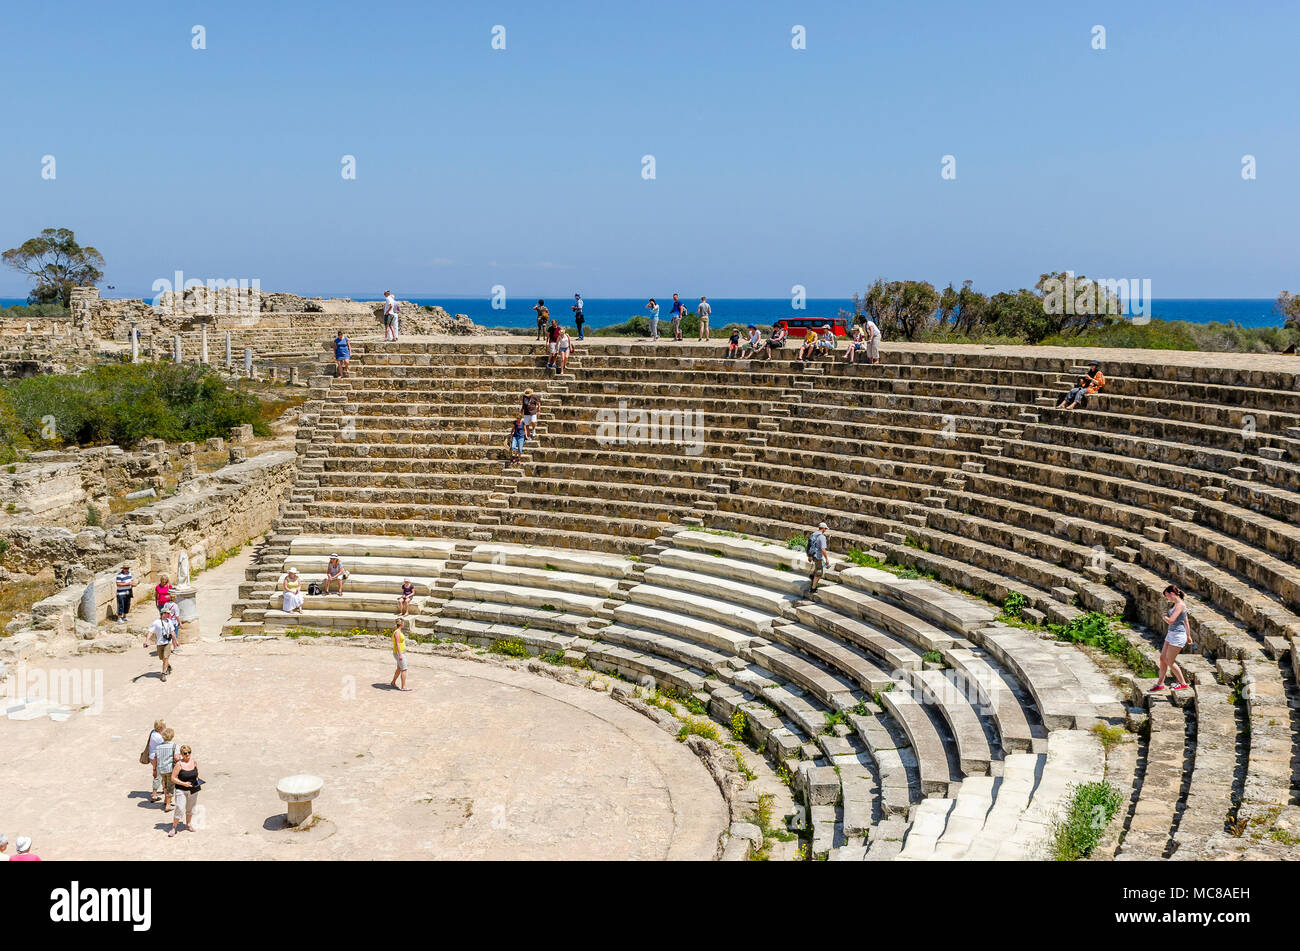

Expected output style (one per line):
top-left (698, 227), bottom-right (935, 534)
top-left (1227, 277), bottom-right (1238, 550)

top-left (798, 329), bottom-right (819, 361)
top-left (398, 578), bottom-right (415, 617)
top-left (844, 328), bottom-right (867, 364)
top-left (1152, 584), bottom-right (1191, 691)
top-left (557, 327), bottom-right (573, 373)
top-left (508, 413), bottom-right (527, 466)
top-left (390, 618), bottom-right (409, 691)
top-left (521, 388), bottom-right (541, 440)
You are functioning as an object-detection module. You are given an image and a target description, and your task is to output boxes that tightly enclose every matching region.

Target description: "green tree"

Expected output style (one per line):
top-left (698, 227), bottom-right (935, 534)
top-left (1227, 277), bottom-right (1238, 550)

top-left (845, 279), bottom-right (941, 340)
top-left (1275, 291), bottom-right (1300, 330)
top-left (2, 228), bottom-right (105, 307)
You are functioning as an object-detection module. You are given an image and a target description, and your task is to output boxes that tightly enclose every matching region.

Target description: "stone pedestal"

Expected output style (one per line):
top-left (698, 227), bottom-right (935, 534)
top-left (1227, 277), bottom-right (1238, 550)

top-left (276, 774), bottom-right (324, 826)
top-left (200, 324), bottom-right (209, 364)
top-left (225, 332), bottom-right (232, 368)
top-left (173, 584), bottom-right (200, 643)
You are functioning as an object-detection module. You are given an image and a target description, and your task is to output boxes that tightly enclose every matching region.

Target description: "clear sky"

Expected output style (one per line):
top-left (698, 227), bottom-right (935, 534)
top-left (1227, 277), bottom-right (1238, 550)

top-left (2, 0), bottom-right (1296, 300)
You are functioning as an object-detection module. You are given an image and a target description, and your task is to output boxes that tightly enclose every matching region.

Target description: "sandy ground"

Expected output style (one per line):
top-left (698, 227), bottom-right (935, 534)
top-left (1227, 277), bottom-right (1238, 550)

top-left (0, 550), bottom-right (728, 861)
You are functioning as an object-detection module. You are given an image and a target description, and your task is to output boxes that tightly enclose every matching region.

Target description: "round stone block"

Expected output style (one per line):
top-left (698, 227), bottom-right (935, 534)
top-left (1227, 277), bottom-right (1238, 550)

top-left (276, 774), bottom-right (324, 826)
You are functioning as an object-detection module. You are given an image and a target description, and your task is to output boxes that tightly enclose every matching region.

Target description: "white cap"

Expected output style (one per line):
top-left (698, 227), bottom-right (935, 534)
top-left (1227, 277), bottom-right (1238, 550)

top-left (819, 522), bottom-right (828, 530)
top-left (16, 836), bottom-right (32, 853)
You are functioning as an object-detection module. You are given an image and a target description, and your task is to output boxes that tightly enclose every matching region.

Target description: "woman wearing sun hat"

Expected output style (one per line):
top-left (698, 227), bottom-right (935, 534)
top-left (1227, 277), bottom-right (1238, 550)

top-left (282, 567), bottom-right (305, 614)
top-left (10, 836), bottom-right (40, 861)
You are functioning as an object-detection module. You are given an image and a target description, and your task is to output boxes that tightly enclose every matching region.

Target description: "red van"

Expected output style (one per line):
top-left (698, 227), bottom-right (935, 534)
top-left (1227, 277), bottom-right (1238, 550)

top-left (773, 316), bottom-right (850, 338)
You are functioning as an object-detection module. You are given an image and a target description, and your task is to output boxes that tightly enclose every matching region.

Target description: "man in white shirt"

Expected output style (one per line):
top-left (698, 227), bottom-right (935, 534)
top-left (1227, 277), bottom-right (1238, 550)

top-left (146, 614), bottom-right (176, 682)
top-left (697, 297), bottom-right (712, 341)
top-left (383, 290), bottom-right (400, 342)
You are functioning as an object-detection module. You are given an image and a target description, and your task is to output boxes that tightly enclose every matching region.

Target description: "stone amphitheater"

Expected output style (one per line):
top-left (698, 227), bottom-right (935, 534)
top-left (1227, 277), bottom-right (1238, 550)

top-left (196, 332), bottom-right (1299, 861)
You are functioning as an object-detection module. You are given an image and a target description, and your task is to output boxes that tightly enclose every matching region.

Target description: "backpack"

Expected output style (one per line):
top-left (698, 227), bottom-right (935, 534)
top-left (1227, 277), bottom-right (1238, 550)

top-left (805, 534), bottom-right (818, 558)
top-left (308, 582), bottom-right (322, 596)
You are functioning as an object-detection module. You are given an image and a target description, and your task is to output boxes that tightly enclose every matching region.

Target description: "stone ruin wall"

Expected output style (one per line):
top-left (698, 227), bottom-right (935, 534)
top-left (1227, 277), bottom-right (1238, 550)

top-left (2, 448), bottom-right (295, 658)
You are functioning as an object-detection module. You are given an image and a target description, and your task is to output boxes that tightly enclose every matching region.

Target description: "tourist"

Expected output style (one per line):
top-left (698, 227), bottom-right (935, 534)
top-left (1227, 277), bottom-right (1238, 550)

top-left (797, 328), bottom-right (818, 361)
top-left (1056, 361), bottom-right (1105, 409)
top-left (670, 293), bottom-right (685, 341)
top-left (390, 618), bottom-right (409, 691)
top-left (153, 727), bottom-right (178, 812)
top-left (323, 554), bottom-right (345, 596)
top-left (546, 319), bottom-right (561, 370)
top-left (115, 563), bottom-right (137, 622)
top-left (816, 326), bottom-right (837, 356)
top-left (863, 315), bottom-right (882, 364)
top-left (725, 326), bottom-right (741, 359)
top-left (169, 745), bottom-right (202, 837)
top-left (333, 330), bottom-right (351, 378)
top-left (740, 325), bottom-right (763, 358)
top-left (557, 326), bottom-right (574, 374)
top-left (146, 613), bottom-right (176, 681)
top-left (0, 834), bottom-right (7, 860)
top-left (154, 575), bottom-right (173, 617)
top-left (572, 294), bottom-right (585, 340)
top-left (521, 388), bottom-right (541, 440)
top-left (753, 325), bottom-right (788, 361)
top-left (281, 567), bottom-right (305, 614)
top-left (10, 836), bottom-right (40, 861)
top-left (697, 296), bottom-right (712, 341)
top-left (143, 718), bottom-right (166, 801)
top-left (398, 578), bottom-right (415, 617)
top-left (844, 328), bottom-right (867, 364)
top-left (646, 298), bottom-right (660, 341)
top-left (163, 601), bottom-right (182, 654)
top-left (1152, 584), bottom-right (1192, 691)
top-left (807, 522), bottom-right (830, 594)
top-left (508, 413), bottom-right (527, 466)
top-left (383, 290), bottom-right (400, 342)
top-left (534, 299), bottom-right (549, 341)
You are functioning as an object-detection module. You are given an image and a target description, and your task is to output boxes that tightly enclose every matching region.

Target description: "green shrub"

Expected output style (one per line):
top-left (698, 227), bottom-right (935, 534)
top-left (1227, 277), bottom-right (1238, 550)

top-left (787, 534), bottom-right (808, 551)
top-left (1050, 781), bottom-right (1123, 860)
top-left (1, 362), bottom-right (265, 449)
top-left (1002, 591), bottom-right (1028, 620)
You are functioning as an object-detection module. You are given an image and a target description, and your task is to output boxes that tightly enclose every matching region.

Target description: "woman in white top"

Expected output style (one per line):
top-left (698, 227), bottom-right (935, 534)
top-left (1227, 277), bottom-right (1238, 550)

top-left (282, 567), bottom-right (305, 614)
top-left (557, 328), bottom-right (573, 373)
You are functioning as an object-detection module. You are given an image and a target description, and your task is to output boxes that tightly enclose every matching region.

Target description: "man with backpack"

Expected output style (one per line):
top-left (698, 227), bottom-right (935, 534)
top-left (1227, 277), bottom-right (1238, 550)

top-left (807, 522), bottom-right (830, 594)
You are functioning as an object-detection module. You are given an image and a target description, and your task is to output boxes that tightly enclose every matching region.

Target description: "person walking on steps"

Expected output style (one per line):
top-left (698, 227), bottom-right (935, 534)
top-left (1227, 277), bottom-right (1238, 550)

top-left (333, 330), bottom-right (351, 378)
top-left (807, 523), bottom-right (830, 594)
top-left (508, 413), bottom-right (527, 466)
top-left (1152, 584), bottom-right (1192, 691)
top-left (546, 319), bottom-right (561, 370)
top-left (521, 388), bottom-right (541, 441)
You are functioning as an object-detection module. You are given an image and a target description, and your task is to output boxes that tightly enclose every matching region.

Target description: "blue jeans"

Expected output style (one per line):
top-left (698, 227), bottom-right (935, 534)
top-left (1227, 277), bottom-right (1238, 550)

top-left (511, 435), bottom-right (525, 454)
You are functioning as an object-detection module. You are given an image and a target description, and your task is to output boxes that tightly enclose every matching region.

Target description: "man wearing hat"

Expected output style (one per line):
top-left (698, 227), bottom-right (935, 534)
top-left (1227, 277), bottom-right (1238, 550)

top-left (808, 522), bottom-right (830, 594)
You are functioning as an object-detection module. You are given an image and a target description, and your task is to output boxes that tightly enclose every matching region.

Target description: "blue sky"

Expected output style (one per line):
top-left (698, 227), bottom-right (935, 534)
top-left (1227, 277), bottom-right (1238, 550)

top-left (2, 0), bottom-right (1296, 299)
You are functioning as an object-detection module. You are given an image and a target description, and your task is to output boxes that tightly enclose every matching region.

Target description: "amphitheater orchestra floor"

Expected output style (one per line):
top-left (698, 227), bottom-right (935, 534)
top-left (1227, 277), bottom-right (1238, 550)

top-left (0, 641), bottom-right (728, 861)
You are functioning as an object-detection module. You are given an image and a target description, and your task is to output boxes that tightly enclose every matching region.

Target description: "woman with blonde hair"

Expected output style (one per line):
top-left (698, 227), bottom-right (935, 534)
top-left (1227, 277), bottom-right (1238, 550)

top-left (282, 567), bottom-right (305, 614)
top-left (169, 745), bottom-right (203, 837)
top-left (143, 718), bottom-right (166, 802)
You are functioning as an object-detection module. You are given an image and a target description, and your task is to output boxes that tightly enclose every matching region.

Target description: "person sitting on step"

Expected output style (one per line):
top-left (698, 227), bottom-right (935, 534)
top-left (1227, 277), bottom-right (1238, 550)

top-left (752, 325), bottom-right (787, 361)
top-left (323, 554), bottom-right (345, 596)
top-left (797, 328), bottom-right (819, 361)
top-left (1056, 361), bottom-right (1105, 409)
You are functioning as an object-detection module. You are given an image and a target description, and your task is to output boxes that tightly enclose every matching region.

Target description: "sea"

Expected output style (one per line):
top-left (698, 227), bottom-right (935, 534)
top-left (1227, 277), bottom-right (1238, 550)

top-left (1, 297), bottom-right (1285, 332)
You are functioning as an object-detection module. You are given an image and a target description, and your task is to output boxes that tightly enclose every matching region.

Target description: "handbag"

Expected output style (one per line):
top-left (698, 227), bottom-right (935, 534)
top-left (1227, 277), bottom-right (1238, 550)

top-left (140, 732), bottom-right (154, 765)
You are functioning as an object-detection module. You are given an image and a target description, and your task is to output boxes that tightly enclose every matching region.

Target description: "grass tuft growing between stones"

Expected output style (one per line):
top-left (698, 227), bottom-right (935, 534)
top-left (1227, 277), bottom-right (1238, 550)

top-left (1049, 612), bottom-right (1157, 678)
top-left (1050, 780), bottom-right (1123, 861)
top-left (676, 717), bottom-right (720, 742)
